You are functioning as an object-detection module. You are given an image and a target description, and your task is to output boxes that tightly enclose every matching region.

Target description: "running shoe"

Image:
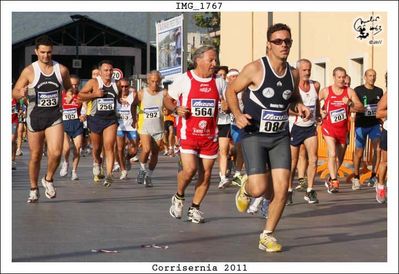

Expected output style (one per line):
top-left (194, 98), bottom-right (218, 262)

top-left (112, 162), bottom-right (120, 172)
top-left (376, 185), bottom-right (386, 204)
top-left (235, 180), bottom-right (250, 213)
top-left (331, 179), bottom-right (340, 192)
top-left (304, 190), bottom-right (319, 204)
top-left (27, 189), bottom-right (40, 203)
top-left (59, 161), bottom-right (69, 177)
top-left (187, 207), bottom-right (204, 223)
top-left (130, 155), bottom-right (139, 162)
top-left (71, 170), bottom-right (79, 181)
top-left (16, 148), bottom-right (23, 156)
top-left (93, 163), bottom-right (100, 176)
top-left (144, 176), bottom-right (153, 187)
top-left (137, 169), bottom-right (146, 184)
top-left (218, 177), bottom-right (231, 189)
top-left (367, 176), bottom-right (378, 187)
top-left (103, 176), bottom-right (113, 188)
top-left (286, 191), bottom-right (293, 205)
top-left (247, 200), bottom-right (260, 214)
top-left (258, 232), bottom-right (282, 252)
top-left (41, 177), bottom-right (56, 199)
top-left (169, 195), bottom-right (184, 219)
top-left (231, 173), bottom-right (243, 187)
top-left (295, 178), bottom-right (308, 192)
top-left (351, 177), bottom-right (361, 190)
top-left (163, 150), bottom-right (168, 156)
top-left (12, 161), bottom-right (16, 170)
top-left (325, 179), bottom-right (339, 194)
top-left (120, 170), bottom-right (128, 180)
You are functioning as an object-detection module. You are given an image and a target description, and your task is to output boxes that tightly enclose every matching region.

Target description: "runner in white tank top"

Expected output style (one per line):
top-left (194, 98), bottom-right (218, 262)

top-left (135, 71), bottom-right (167, 187)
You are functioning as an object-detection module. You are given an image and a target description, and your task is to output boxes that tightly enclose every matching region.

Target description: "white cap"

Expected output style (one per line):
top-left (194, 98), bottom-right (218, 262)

top-left (227, 69), bottom-right (239, 77)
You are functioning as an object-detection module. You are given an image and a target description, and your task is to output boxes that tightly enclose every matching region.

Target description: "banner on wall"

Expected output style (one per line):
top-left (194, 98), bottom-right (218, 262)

top-left (156, 14), bottom-right (183, 80)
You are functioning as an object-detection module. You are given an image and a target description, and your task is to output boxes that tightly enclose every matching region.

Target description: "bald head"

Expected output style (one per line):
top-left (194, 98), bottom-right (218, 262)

top-left (364, 68), bottom-right (376, 88)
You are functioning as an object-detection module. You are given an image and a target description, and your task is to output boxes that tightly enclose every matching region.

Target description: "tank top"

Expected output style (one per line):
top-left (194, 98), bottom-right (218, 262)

top-left (242, 56), bottom-right (294, 136)
top-left (137, 87), bottom-right (164, 134)
top-left (117, 92), bottom-right (135, 131)
top-left (27, 60), bottom-right (63, 121)
top-left (294, 80), bottom-right (318, 127)
top-left (61, 91), bottom-right (81, 121)
top-left (90, 76), bottom-right (118, 120)
top-left (323, 86), bottom-right (350, 129)
top-left (176, 70), bottom-right (220, 140)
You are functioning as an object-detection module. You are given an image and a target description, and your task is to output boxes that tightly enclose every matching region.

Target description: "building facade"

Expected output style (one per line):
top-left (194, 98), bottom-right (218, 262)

top-left (220, 12), bottom-right (387, 89)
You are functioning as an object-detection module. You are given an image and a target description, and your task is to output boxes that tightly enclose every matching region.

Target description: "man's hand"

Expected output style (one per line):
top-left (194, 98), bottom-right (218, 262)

top-left (234, 113), bottom-right (252, 129)
top-left (297, 104), bottom-right (312, 121)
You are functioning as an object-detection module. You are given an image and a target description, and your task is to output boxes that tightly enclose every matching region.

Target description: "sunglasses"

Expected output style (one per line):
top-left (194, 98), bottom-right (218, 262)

top-left (269, 38), bottom-right (293, 47)
top-left (121, 85), bottom-right (129, 88)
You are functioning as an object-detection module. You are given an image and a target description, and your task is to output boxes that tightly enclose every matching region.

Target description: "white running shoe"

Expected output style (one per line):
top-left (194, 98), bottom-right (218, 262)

top-left (351, 177), bottom-right (361, 190)
top-left (93, 163), bottom-right (100, 176)
top-left (218, 177), bottom-right (231, 189)
top-left (113, 162), bottom-right (120, 172)
top-left (120, 170), bottom-right (128, 180)
top-left (130, 155), bottom-right (139, 162)
top-left (41, 177), bottom-right (56, 199)
top-left (16, 149), bottom-right (23, 156)
top-left (187, 207), bottom-right (204, 223)
top-left (27, 189), bottom-right (40, 203)
top-left (59, 161), bottom-right (69, 177)
top-left (71, 170), bottom-right (79, 180)
top-left (169, 195), bottom-right (184, 219)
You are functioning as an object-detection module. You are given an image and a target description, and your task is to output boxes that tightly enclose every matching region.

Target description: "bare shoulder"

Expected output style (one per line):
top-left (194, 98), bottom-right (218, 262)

top-left (312, 80), bottom-right (321, 91)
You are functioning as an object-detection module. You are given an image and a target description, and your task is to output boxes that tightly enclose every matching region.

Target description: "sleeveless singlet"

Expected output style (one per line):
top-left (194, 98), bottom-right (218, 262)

top-left (90, 76), bottom-right (118, 120)
top-left (294, 80), bottom-right (318, 127)
top-left (137, 87), bottom-right (164, 134)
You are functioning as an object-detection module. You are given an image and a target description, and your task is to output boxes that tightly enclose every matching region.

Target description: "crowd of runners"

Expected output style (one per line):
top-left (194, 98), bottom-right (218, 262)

top-left (11, 23), bottom-right (388, 253)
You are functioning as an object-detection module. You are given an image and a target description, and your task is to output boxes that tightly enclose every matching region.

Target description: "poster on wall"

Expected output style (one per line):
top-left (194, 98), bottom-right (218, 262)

top-left (156, 14), bottom-right (183, 80)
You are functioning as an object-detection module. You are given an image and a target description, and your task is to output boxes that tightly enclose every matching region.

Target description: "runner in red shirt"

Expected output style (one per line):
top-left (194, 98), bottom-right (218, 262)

top-left (319, 67), bottom-right (363, 193)
top-left (164, 45), bottom-right (226, 224)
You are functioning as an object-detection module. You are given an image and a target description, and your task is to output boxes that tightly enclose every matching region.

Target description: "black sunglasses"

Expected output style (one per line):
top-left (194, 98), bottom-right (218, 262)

top-left (121, 85), bottom-right (130, 88)
top-left (269, 38), bottom-right (293, 47)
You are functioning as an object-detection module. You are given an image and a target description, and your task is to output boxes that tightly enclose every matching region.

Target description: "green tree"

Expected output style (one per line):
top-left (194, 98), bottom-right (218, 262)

top-left (193, 12), bottom-right (220, 49)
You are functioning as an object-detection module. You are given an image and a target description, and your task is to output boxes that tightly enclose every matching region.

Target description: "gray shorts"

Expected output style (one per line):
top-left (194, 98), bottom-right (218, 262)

top-left (138, 129), bottom-right (163, 142)
top-left (241, 134), bottom-right (291, 175)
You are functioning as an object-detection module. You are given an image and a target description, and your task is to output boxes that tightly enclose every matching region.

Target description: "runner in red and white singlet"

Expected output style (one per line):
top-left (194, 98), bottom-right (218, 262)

top-left (319, 67), bottom-right (363, 194)
top-left (164, 45), bottom-right (226, 224)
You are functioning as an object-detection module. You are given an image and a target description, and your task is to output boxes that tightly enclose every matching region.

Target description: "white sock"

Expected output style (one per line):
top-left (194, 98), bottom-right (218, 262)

top-left (263, 230), bottom-right (273, 235)
top-left (139, 162), bottom-right (146, 171)
top-left (234, 171), bottom-right (240, 177)
top-left (288, 188), bottom-right (293, 192)
top-left (307, 188), bottom-right (312, 192)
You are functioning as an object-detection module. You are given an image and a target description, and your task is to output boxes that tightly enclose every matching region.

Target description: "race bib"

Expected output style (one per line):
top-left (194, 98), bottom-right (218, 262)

top-left (38, 90), bottom-right (58, 107)
top-left (259, 109), bottom-right (288, 133)
top-left (144, 107), bottom-right (160, 119)
top-left (118, 109), bottom-right (131, 120)
top-left (330, 108), bottom-right (347, 123)
top-left (191, 99), bottom-right (215, 117)
top-left (63, 108), bottom-right (78, 120)
top-left (97, 98), bottom-right (114, 111)
top-left (365, 104), bottom-right (377, 117)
